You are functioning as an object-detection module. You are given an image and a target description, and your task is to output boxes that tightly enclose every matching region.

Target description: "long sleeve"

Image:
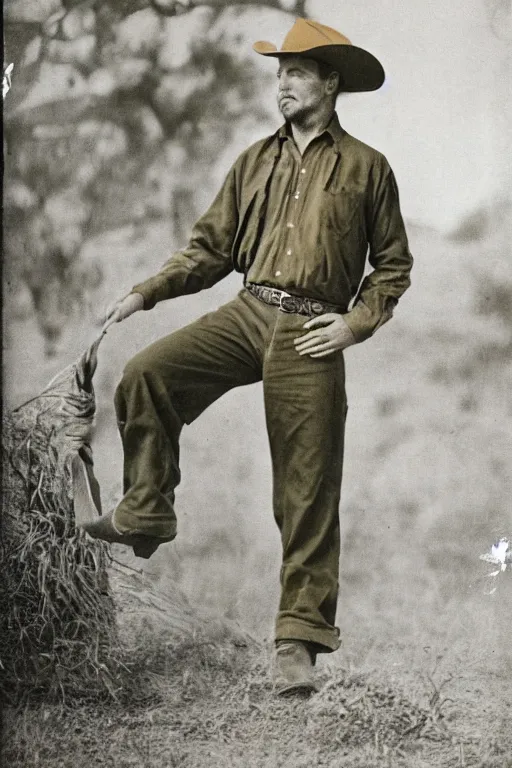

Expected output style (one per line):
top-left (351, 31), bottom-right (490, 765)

top-left (131, 162), bottom-right (239, 309)
top-left (342, 159), bottom-right (413, 343)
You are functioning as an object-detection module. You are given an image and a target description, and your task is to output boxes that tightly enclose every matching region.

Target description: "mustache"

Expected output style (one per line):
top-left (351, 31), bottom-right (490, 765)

top-left (278, 93), bottom-right (296, 102)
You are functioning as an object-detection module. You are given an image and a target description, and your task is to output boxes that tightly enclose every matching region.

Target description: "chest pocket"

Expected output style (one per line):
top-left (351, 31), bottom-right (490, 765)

top-left (322, 184), bottom-right (364, 239)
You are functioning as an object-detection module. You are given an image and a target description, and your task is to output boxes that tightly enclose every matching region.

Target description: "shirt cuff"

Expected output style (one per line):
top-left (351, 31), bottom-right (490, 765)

top-left (130, 282), bottom-right (158, 310)
top-left (341, 302), bottom-right (375, 344)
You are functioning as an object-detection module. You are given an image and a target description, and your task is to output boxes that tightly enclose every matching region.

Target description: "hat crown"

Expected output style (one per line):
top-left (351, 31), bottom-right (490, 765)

top-left (252, 17), bottom-right (385, 93)
top-left (281, 18), bottom-right (352, 52)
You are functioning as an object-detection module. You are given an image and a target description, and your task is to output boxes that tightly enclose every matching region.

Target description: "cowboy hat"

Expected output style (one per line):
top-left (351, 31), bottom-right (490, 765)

top-left (253, 18), bottom-right (385, 93)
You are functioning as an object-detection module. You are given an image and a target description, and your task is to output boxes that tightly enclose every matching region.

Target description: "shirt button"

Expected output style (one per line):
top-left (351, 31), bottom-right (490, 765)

top-left (300, 168), bottom-right (306, 174)
top-left (275, 270), bottom-right (282, 277)
top-left (286, 249), bottom-right (292, 256)
top-left (286, 222), bottom-right (294, 228)
top-left (294, 193), bottom-right (300, 199)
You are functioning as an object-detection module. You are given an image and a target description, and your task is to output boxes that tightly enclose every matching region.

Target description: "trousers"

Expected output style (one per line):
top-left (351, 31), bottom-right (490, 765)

top-left (113, 288), bottom-right (348, 652)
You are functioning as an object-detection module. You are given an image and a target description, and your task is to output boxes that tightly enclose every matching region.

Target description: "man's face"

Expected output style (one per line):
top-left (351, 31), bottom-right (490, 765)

top-left (276, 56), bottom-right (331, 121)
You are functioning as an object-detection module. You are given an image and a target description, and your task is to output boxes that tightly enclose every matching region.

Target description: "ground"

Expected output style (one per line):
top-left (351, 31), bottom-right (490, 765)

top-left (3, 622), bottom-right (512, 767)
top-left (2, 217), bottom-right (512, 767)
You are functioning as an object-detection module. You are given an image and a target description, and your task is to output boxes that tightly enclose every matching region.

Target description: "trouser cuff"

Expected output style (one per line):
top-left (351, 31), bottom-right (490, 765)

top-left (275, 618), bottom-right (341, 654)
top-left (114, 502), bottom-right (177, 540)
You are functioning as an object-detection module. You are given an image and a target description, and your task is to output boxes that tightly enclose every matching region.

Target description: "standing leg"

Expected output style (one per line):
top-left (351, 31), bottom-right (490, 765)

top-left (113, 293), bottom-right (264, 539)
top-left (263, 311), bottom-right (348, 653)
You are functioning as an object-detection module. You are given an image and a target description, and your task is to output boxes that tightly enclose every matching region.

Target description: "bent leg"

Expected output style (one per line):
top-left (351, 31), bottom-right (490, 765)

top-left (114, 294), bottom-right (263, 538)
top-left (263, 312), bottom-right (348, 653)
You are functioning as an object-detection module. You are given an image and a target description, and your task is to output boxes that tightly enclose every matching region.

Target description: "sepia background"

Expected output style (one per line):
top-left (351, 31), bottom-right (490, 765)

top-left (3, 0), bottom-right (512, 763)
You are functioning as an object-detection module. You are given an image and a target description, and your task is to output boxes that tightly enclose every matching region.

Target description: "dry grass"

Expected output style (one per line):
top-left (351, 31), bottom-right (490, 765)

top-left (1, 381), bottom-right (121, 705)
top-left (3, 630), bottom-right (510, 768)
top-left (0, 436), bottom-right (121, 705)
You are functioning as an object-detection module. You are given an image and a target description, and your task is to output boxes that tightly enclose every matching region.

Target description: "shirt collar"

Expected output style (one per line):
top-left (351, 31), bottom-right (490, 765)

top-left (276, 112), bottom-right (345, 150)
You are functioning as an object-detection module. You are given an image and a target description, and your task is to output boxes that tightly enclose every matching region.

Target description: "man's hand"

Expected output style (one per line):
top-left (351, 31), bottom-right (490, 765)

top-left (294, 313), bottom-right (356, 358)
top-left (102, 292), bottom-right (144, 334)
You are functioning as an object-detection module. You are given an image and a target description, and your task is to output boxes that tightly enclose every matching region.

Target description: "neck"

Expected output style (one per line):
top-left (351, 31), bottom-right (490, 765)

top-left (290, 105), bottom-right (335, 154)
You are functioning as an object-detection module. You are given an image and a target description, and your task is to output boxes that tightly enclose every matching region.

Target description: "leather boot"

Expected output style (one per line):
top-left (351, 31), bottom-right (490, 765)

top-left (80, 509), bottom-right (173, 559)
top-left (272, 641), bottom-right (318, 696)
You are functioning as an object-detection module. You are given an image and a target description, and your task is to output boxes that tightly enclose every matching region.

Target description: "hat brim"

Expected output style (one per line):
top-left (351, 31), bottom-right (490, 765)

top-left (253, 42), bottom-right (385, 92)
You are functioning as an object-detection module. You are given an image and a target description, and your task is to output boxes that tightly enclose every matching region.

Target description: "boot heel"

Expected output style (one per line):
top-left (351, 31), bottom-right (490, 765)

top-left (133, 539), bottom-right (159, 559)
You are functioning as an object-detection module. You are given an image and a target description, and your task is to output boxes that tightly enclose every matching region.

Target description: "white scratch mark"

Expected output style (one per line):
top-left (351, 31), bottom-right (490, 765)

top-left (479, 537), bottom-right (511, 594)
top-left (3, 63), bottom-right (14, 100)
top-left (480, 537), bottom-right (510, 570)
top-left (491, 538), bottom-right (510, 570)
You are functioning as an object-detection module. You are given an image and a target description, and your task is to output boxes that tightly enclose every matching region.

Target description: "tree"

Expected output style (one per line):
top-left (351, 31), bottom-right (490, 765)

top-left (3, 0), bottom-right (308, 355)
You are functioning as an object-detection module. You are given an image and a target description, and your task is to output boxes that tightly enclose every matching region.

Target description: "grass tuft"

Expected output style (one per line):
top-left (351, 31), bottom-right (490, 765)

top-left (1, 414), bottom-right (122, 705)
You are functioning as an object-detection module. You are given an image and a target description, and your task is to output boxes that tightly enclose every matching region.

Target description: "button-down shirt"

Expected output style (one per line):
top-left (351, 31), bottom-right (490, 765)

top-left (132, 113), bottom-right (413, 342)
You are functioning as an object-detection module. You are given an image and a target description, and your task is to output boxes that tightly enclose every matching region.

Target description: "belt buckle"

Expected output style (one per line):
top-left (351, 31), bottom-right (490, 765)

top-left (278, 290), bottom-right (295, 313)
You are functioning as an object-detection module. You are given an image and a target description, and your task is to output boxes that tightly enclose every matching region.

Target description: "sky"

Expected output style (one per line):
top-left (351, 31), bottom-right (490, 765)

top-left (246, 0), bottom-right (511, 231)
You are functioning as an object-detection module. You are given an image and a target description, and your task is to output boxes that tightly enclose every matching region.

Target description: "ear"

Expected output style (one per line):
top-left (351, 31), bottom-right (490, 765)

top-left (325, 72), bottom-right (339, 96)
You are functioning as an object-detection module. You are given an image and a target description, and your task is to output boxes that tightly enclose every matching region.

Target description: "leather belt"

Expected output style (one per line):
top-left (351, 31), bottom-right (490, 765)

top-left (245, 283), bottom-right (342, 317)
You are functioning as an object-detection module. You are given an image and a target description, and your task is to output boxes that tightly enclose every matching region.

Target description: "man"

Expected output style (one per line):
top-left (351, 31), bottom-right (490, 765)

top-left (83, 18), bottom-right (413, 695)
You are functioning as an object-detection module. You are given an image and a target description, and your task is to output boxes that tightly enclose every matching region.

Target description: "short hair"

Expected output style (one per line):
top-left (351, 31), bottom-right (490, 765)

top-left (315, 59), bottom-right (343, 94)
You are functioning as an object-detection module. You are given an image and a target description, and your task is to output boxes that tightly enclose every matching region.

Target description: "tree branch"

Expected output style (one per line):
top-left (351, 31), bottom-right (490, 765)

top-left (4, 0), bottom-right (309, 28)
top-left (149, 0), bottom-right (308, 18)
